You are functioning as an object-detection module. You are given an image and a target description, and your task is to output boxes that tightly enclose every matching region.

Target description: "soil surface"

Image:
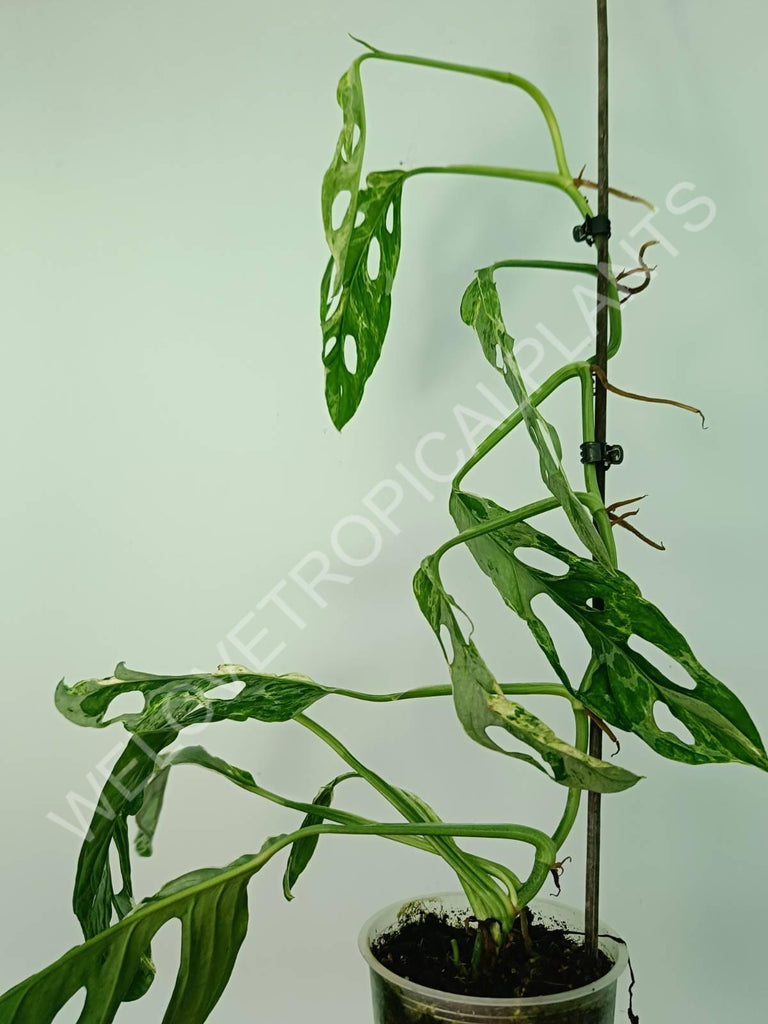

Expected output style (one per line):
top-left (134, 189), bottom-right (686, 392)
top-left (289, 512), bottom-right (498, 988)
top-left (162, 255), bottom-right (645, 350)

top-left (372, 906), bottom-right (612, 999)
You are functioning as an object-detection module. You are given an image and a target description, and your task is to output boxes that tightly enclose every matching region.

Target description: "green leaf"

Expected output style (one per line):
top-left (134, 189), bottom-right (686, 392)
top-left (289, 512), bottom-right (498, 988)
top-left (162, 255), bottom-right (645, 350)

top-left (321, 169), bottom-right (406, 428)
top-left (0, 847), bottom-right (272, 1024)
top-left (58, 664), bottom-right (334, 968)
top-left (460, 269), bottom-right (610, 564)
top-left (282, 773), bottom-right (357, 900)
top-left (412, 557), bottom-right (640, 793)
top-left (135, 763), bottom-right (171, 858)
top-left (56, 662), bottom-right (333, 734)
top-left (321, 59), bottom-right (367, 292)
top-left (73, 734), bottom-right (175, 938)
top-left (133, 744), bottom-right (359, 901)
top-left (450, 488), bottom-right (768, 770)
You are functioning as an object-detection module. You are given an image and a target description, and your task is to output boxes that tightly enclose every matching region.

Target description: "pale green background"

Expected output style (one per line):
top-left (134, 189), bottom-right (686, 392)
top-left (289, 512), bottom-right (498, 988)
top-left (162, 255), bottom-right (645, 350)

top-left (1, 1), bottom-right (766, 1020)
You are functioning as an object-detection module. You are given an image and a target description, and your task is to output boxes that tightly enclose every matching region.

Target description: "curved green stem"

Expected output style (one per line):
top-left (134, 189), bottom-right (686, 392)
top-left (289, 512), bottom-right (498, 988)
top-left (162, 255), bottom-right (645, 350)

top-left (406, 165), bottom-right (585, 210)
top-left (296, 714), bottom-right (518, 926)
top-left (453, 362), bottom-right (587, 489)
top-left (357, 45), bottom-right (573, 178)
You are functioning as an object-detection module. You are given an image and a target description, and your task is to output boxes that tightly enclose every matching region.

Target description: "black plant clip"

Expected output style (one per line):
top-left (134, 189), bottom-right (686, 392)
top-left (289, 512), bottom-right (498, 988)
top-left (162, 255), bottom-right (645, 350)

top-left (580, 441), bottom-right (624, 469)
top-left (573, 214), bottom-right (612, 246)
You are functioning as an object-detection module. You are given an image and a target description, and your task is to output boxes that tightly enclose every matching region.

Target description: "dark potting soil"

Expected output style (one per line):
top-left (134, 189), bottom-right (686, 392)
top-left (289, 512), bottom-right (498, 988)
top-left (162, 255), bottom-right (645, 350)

top-left (371, 907), bottom-right (612, 999)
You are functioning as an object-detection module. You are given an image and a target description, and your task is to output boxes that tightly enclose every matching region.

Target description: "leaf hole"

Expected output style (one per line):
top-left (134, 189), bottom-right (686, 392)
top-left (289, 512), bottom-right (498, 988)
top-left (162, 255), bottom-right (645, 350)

top-left (515, 547), bottom-right (570, 577)
top-left (331, 191), bottom-right (351, 232)
top-left (355, 209), bottom-right (366, 227)
top-left (323, 289), bottom-right (341, 321)
top-left (652, 702), bottom-right (696, 746)
top-left (530, 593), bottom-right (591, 687)
top-left (324, 335), bottom-right (338, 358)
top-left (105, 691), bottom-right (145, 720)
top-left (206, 680), bottom-right (246, 701)
top-left (342, 124), bottom-right (362, 160)
top-left (119, 919), bottom-right (182, 1021)
top-left (494, 344), bottom-right (504, 369)
top-left (628, 635), bottom-right (697, 690)
top-left (343, 335), bottom-right (358, 374)
top-left (52, 988), bottom-right (86, 1023)
top-left (366, 236), bottom-right (381, 280)
top-left (439, 624), bottom-right (455, 664)
top-left (385, 202), bottom-right (395, 233)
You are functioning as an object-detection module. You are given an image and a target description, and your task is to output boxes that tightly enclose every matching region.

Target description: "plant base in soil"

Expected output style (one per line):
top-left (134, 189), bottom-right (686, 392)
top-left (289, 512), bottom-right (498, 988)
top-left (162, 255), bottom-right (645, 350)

top-left (372, 907), bottom-right (612, 999)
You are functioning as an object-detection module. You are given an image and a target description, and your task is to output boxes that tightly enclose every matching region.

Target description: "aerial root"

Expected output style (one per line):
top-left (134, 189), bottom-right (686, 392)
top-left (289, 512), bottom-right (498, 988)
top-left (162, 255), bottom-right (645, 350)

top-left (550, 855), bottom-right (573, 896)
top-left (584, 710), bottom-right (621, 755)
top-left (616, 241), bottom-right (659, 303)
top-left (591, 363), bottom-right (706, 429)
top-left (574, 169), bottom-right (655, 211)
top-left (606, 495), bottom-right (666, 551)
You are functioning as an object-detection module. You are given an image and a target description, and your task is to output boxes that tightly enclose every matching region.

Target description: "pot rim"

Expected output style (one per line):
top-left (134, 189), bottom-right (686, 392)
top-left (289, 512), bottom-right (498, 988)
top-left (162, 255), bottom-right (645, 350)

top-left (358, 891), bottom-right (629, 1009)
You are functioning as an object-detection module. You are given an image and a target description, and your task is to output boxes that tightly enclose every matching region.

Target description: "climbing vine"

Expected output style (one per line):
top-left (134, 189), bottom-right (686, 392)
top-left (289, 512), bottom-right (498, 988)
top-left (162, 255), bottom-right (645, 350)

top-left (0, 37), bottom-right (763, 1024)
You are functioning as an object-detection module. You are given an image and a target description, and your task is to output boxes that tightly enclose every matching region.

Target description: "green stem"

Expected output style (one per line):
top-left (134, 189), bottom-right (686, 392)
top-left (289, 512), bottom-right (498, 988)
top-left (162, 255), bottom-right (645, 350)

top-left (357, 45), bottom-right (573, 177)
top-left (296, 714), bottom-right (518, 926)
top-left (332, 681), bottom-right (579, 706)
top-left (453, 362), bottom-right (588, 489)
top-left (407, 165), bottom-right (585, 210)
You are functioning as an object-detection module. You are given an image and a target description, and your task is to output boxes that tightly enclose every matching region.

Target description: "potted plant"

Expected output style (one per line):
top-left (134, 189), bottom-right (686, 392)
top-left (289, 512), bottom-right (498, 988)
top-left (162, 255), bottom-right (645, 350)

top-left (0, 5), bottom-right (764, 1023)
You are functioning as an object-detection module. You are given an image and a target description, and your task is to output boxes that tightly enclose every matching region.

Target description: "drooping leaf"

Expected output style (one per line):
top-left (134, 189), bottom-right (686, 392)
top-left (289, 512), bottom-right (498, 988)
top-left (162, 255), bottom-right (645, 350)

top-left (321, 59), bottom-right (367, 292)
top-left (450, 488), bottom-right (768, 770)
top-left (460, 268), bottom-right (610, 565)
top-left (321, 169), bottom-right (406, 428)
top-left (412, 557), bottom-right (640, 793)
top-left (59, 664), bottom-right (334, 970)
top-left (283, 773), bottom-right (358, 900)
top-left (56, 662), bottom-right (333, 735)
top-left (136, 742), bottom-right (514, 928)
top-left (135, 762), bottom-right (171, 858)
top-left (0, 847), bottom-right (272, 1024)
top-left (133, 744), bottom-right (360, 901)
top-left (73, 734), bottom-right (174, 938)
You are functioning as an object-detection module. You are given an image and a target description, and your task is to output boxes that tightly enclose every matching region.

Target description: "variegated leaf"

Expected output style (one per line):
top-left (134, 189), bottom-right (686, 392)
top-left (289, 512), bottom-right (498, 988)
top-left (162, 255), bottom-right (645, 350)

top-left (451, 488), bottom-right (768, 770)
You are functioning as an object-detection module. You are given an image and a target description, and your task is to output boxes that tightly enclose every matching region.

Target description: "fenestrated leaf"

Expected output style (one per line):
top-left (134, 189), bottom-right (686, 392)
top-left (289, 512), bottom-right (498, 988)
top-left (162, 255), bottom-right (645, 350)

top-left (283, 773), bottom-right (357, 900)
top-left (450, 488), bottom-right (768, 770)
top-left (460, 268), bottom-right (610, 565)
top-left (56, 662), bottom-right (334, 735)
top-left (0, 846), bottom-right (274, 1024)
top-left (59, 664), bottom-right (336, 972)
top-left (321, 169), bottom-right (406, 428)
top-left (413, 557), bottom-right (640, 794)
top-left (74, 734), bottom-right (175, 938)
top-left (321, 58), bottom-right (367, 288)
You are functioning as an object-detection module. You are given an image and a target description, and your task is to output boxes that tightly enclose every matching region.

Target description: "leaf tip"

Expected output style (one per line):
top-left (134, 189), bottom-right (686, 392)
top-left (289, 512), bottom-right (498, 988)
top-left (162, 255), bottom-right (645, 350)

top-left (348, 33), bottom-right (379, 53)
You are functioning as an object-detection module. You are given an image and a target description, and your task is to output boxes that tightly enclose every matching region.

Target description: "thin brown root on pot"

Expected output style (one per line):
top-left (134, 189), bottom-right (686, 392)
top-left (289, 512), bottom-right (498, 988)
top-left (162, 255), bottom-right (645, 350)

top-left (573, 175), bottom-right (655, 211)
top-left (592, 364), bottom-right (707, 428)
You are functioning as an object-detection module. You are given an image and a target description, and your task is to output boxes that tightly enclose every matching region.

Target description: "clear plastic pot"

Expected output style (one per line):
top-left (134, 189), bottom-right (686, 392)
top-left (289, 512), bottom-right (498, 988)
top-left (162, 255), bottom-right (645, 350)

top-left (359, 893), bottom-right (628, 1024)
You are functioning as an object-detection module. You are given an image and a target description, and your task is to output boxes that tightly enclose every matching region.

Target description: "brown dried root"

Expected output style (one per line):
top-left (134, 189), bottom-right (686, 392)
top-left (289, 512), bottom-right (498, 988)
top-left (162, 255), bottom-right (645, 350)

top-left (574, 168), bottom-right (655, 211)
top-left (616, 241), bottom-right (658, 303)
top-left (591, 363), bottom-right (706, 428)
top-left (606, 495), bottom-right (666, 552)
top-left (550, 856), bottom-right (573, 896)
top-left (584, 710), bottom-right (621, 755)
